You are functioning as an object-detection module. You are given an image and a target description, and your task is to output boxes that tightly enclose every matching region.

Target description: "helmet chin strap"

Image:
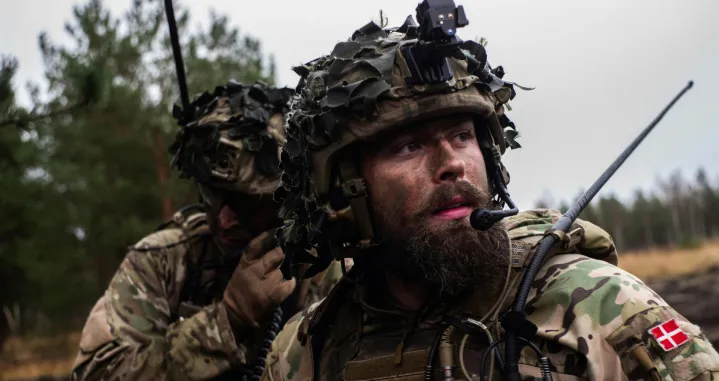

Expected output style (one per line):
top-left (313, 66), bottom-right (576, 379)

top-left (337, 159), bottom-right (376, 249)
top-left (471, 143), bottom-right (519, 231)
top-left (469, 172), bottom-right (518, 230)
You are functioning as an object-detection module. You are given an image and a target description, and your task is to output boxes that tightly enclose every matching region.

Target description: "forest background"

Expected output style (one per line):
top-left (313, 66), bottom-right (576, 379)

top-left (1, 0), bottom-right (718, 379)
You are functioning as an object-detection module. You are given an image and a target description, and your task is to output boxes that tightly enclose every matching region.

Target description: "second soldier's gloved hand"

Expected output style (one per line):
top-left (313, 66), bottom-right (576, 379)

top-left (222, 230), bottom-right (296, 335)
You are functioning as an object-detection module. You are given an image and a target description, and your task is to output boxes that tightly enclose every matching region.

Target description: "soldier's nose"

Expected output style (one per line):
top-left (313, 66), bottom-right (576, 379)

top-left (433, 141), bottom-right (466, 183)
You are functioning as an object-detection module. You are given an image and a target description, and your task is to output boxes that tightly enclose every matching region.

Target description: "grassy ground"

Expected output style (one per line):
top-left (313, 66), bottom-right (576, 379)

top-left (618, 240), bottom-right (719, 280)
top-left (2, 240), bottom-right (719, 380)
top-left (0, 332), bottom-right (79, 380)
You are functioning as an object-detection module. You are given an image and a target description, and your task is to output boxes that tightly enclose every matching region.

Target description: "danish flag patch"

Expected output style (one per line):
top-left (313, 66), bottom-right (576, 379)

top-left (648, 318), bottom-right (690, 351)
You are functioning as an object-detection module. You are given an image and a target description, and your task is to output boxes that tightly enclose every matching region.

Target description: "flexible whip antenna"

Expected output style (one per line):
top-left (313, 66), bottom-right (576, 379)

top-left (162, 4), bottom-right (285, 380)
top-left (163, 0), bottom-right (191, 119)
top-left (497, 80), bottom-right (694, 381)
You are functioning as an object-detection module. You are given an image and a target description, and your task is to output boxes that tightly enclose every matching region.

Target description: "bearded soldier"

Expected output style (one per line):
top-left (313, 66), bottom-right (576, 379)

top-left (260, 6), bottom-right (719, 381)
top-left (71, 81), bottom-right (348, 381)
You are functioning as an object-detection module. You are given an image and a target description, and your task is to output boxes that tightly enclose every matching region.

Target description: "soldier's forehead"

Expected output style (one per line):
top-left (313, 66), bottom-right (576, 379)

top-left (374, 113), bottom-right (476, 141)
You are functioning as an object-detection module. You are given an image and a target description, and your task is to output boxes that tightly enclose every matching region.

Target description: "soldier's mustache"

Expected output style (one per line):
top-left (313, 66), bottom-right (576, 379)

top-left (418, 182), bottom-right (491, 217)
top-left (218, 204), bottom-right (242, 231)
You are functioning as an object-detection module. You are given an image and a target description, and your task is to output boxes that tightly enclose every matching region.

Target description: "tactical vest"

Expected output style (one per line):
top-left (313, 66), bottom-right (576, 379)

top-left (291, 264), bottom-right (586, 381)
top-left (284, 236), bottom-right (659, 381)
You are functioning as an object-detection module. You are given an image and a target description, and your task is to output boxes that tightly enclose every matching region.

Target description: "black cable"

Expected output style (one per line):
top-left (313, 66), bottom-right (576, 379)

top-left (425, 324), bottom-right (449, 381)
top-left (470, 167), bottom-right (519, 231)
top-left (479, 337), bottom-right (551, 381)
top-left (249, 306), bottom-right (283, 381)
top-left (163, 0), bottom-right (191, 118)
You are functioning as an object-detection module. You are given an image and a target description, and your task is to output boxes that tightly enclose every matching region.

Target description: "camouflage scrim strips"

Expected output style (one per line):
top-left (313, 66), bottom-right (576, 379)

top-left (274, 19), bottom-right (527, 278)
top-left (169, 81), bottom-right (294, 195)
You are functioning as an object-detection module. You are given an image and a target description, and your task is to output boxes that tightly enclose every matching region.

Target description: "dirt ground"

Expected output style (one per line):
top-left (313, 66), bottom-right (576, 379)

top-left (619, 242), bottom-right (719, 347)
top-left (644, 266), bottom-right (719, 345)
top-left (2, 242), bottom-right (718, 380)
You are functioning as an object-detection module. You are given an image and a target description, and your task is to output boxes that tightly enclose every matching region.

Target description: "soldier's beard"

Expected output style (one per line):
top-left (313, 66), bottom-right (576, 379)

top-left (371, 182), bottom-right (510, 297)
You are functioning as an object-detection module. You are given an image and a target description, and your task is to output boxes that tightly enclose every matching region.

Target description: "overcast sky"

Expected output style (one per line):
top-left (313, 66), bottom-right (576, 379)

top-left (2, 0), bottom-right (718, 209)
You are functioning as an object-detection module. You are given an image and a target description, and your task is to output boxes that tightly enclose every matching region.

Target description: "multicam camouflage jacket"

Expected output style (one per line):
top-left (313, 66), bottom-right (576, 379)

top-left (71, 207), bottom-right (347, 381)
top-left (262, 209), bottom-right (719, 381)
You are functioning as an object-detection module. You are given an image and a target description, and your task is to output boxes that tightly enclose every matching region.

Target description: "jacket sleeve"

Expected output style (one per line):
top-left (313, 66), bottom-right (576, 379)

top-left (71, 235), bottom-right (249, 381)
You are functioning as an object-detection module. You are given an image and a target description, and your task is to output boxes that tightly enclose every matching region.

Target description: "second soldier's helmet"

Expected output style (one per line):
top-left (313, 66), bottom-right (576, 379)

top-left (169, 81), bottom-right (295, 199)
top-left (274, 12), bottom-right (527, 278)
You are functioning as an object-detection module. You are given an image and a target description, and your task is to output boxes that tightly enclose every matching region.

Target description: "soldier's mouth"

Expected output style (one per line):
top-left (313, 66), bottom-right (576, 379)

top-left (217, 205), bottom-right (249, 245)
top-left (432, 196), bottom-right (473, 220)
top-left (218, 204), bottom-right (240, 231)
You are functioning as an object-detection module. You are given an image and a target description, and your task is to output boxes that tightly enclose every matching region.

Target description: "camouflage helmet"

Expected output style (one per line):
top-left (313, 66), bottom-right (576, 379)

top-left (169, 81), bottom-right (295, 197)
top-left (275, 15), bottom-right (526, 278)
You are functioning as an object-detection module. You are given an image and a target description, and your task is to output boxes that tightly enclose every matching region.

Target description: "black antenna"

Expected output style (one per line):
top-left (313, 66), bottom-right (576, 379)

top-left (163, 0), bottom-right (191, 119)
top-left (495, 80), bottom-right (695, 381)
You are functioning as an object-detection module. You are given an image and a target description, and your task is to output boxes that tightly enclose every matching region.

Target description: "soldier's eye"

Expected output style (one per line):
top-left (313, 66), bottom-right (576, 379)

top-left (454, 130), bottom-right (474, 142)
top-left (398, 141), bottom-right (421, 154)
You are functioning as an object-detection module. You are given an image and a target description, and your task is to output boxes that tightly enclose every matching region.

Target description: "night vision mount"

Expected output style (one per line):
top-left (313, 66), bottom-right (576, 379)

top-left (403, 0), bottom-right (469, 85)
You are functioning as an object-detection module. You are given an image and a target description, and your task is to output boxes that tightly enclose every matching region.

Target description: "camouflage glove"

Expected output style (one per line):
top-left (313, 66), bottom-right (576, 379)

top-left (222, 231), bottom-right (296, 336)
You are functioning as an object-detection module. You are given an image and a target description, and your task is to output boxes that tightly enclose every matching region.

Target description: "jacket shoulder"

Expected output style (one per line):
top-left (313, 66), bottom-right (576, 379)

top-left (505, 208), bottom-right (618, 266)
top-left (131, 210), bottom-right (210, 250)
top-left (131, 228), bottom-right (187, 251)
top-left (125, 210), bottom-right (211, 272)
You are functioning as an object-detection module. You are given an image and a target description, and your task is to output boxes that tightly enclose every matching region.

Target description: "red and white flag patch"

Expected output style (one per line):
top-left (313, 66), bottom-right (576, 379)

top-left (648, 318), bottom-right (690, 351)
